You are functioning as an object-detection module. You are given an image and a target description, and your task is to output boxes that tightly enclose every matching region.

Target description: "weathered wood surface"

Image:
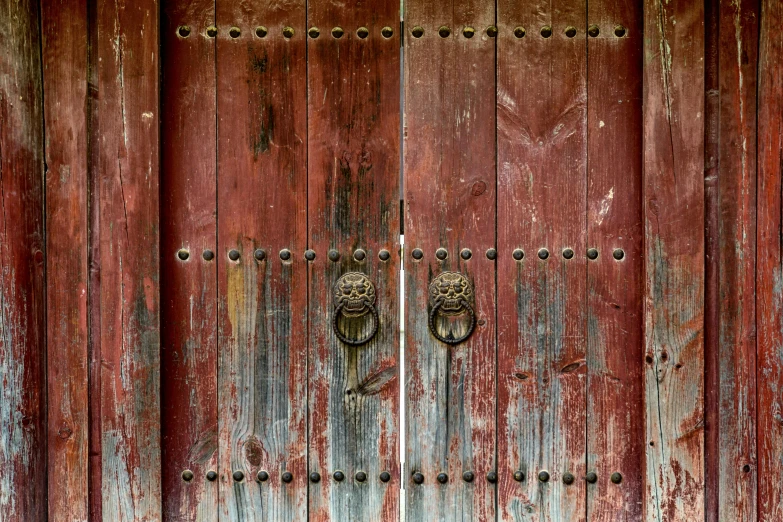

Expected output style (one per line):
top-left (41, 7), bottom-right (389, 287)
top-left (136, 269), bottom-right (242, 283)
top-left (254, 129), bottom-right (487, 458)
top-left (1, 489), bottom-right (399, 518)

top-left (160, 1), bottom-right (218, 520)
top-left (757, 0), bottom-right (783, 520)
top-left (308, 2), bottom-right (400, 519)
top-left (497, 2), bottom-right (587, 521)
top-left (404, 1), bottom-right (496, 520)
top-left (41, 0), bottom-right (90, 520)
top-left (585, 1), bottom-right (644, 520)
top-left (642, 0), bottom-right (705, 520)
top-left (0, 0), bottom-right (46, 520)
top-left (215, 2), bottom-right (309, 519)
top-left (95, 0), bottom-right (161, 518)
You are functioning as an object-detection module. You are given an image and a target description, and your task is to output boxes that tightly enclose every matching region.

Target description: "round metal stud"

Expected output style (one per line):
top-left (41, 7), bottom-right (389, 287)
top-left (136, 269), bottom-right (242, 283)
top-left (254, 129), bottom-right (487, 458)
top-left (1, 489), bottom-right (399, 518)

top-left (207, 26), bottom-right (218, 38)
top-left (565, 26), bottom-right (577, 38)
top-left (486, 471), bottom-right (498, 483)
top-left (614, 25), bottom-right (627, 37)
top-left (228, 249), bottom-right (240, 261)
top-left (256, 26), bottom-right (267, 38)
top-left (513, 470), bottom-right (525, 482)
top-left (514, 26), bottom-right (526, 38)
top-left (382, 26), bottom-right (394, 38)
top-left (486, 248), bottom-right (497, 260)
top-left (305, 250), bottom-right (316, 261)
top-left (379, 249), bottom-right (391, 261)
top-left (328, 249), bottom-right (340, 262)
top-left (563, 472), bottom-right (575, 485)
top-left (203, 249), bottom-right (215, 261)
top-left (412, 248), bottom-right (424, 260)
top-left (412, 26), bottom-right (424, 38)
top-left (254, 249), bottom-right (266, 261)
top-left (257, 470), bottom-right (269, 482)
top-left (355, 471), bottom-right (367, 483)
top-left (178, 26), bottom-right (191, 38)
top-left (586, 471), bottom-right (598, 483)
top-left (380, 471), bottom-right (391, 483)
top-left (438, 26), bottom-right (451, 38)
top-left (280, 249), bottom-right (292, 261)
top-left (357, 27), bottom-right (369, 39)
top-left (538, 470), bottom-right (550, 483)
top-left (233, 470), bottom-right (244, 482)
top-left (308, 27), bottom-right (320, 38)
top-left (177, 249), bottom-right (190, 261)
top-left (487, 25), bottom-right (498, 37)
top-left (513, 249), bottom-right (525, 261)
top-left (437, 473), bottom-right (448, 484)
top-left (563, 248), bottom-right (574, 259)
top-left (538, 248), bottom-right (549, 260)
top-left (353, 249), bottom-right (366, 261)
top-left (611, 472), bottom-right (623, 484)
top-left (541, 25), bottom-right (552, 38)
top-left (182, 469), bottom-right (194, 482)
top-left (412, 472), bottom-right (424, 484)
top-left (229, 27), bottom-right (241, 38)
top-left (310, 472), bottom-right (321, 483)
top-left (435, 248), bottom-right (448, 260)
top-left (333, 471), bottom-right (345, 481)
top-left (206, 470), bottom-right (218, 481)
top-left (462, 471), bottom-right (475, 482)
top-left (587, 248), bottom-right (599, 260)
top-left (283, 27), bottom-right (295, 39)
top-left (332, 27), bottom-right (344, 38)
top-left (460, 248), bottom-right (472, 260)
top-left (282, 471), bottom-right (293, 483)
top-left (463, 26), bottom-right (475, 38)
top-left (613, 248), bottom-right (625, 260)
top-left (588, 24), bottom-right (600, 37)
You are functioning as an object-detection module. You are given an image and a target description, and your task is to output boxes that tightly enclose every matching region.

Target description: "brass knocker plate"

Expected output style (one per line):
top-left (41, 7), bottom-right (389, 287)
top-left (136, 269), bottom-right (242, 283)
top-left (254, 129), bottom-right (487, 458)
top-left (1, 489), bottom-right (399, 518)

top-left (332, 272), bottom-right (379, 346)
top-left (428, 272), bottom-right (476, 345)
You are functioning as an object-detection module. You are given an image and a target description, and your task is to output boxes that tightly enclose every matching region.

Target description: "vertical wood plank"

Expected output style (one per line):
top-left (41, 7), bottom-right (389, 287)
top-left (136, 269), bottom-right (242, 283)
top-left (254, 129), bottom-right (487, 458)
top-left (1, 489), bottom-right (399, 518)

top-left (215, 4), bottom-right (308, 520)
top-left (713, 0), bottom-right (759, 519)
top-left (404, 2), bottom-right (496, 520)
top-left (642, 0), bottom-right (705, 519)
top-left (496, 3), bottom-right (587, 521)
top-left (41, 0), bottom-right (90, 520)
top-left (96, 0), bottom-right (161, 518)
top-left (0, 0), bottom-right (46, 520)
top-left (307, 3), bottom-right (400, 520)
top-left (757, 0), bottom-right (783, 519)
top-left (160, 2), bottom-right (218, 520)
top-left (585, 2), bottom-right (644, 520)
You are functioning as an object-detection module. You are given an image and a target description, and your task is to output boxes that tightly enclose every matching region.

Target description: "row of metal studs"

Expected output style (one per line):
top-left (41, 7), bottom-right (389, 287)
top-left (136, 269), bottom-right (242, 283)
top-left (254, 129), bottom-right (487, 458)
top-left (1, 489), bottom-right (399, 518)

top-left (411, 24), bottom-right (628, 38)
top-left (410, 247), bottom-right (626, 261)
top-left (176, 25), bottom-right (395, 39)
top-left (410, 470), bottom-right (623, 485)
top-left (181, 469), bottom-right (392, 484)
top-left (175, 248), bottom-right (392, 262)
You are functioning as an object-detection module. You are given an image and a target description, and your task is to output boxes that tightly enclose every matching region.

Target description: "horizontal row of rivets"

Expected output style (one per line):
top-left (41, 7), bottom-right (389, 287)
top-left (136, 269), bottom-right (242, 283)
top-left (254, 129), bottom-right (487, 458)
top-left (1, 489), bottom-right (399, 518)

top-left (410, 470), bottom-right (623, 484)
top-left (410, 248), bottom-right (625, 261)
top-left (176, 248), bottom-right (392, 262)
top-left (182, 469), bottom-right (391, 483)
top-left (410, 24), bottom-right (627, 39)
top-left (177, 25), bottom-right (395, 40)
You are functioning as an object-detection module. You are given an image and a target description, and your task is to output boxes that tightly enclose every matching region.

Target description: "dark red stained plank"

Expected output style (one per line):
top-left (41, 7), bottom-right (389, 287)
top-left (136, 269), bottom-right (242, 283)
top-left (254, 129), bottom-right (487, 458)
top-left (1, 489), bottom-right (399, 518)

top-left (307, 3), bottom-right (400, 520)
top-left (712, 0), bottom-right (759, 520)
top-left (404, 2), bottom-right (495, 520)
top-left (160, 1), bottom-right (218, 520)
top-left (585, 2), bottom-right (644, 520)
top-left (642, 0), bottom-right (705, 519)
top-left (215, 3), bottom-right (308, 519)
top-left (496, 2), bottom-right (587, 521)
top-left (0, 0), bottom-right (46, 520)
top-left (95, 0), bottom-right (161, 518)
top-left (41, 0), bottom-right (90, 519)
top-left (757, 0), bottom-right (783, 519)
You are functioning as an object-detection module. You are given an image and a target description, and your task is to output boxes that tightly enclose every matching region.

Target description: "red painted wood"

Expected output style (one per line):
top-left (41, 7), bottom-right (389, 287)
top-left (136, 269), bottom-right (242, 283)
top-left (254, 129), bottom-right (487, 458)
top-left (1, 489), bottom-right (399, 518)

top-left (41, 0), bottom-right (90, 519)
top-left (0, 1), bottom-right (46, 520)
top-left (307, 3), bottom-right (400, 519)
top-left (404, 2), bottom-right (496, 520)
top-left (757, 0), bottom-right (783, 519)
top-left (95, 0), bottom-right (161, 518)
top-left (160, 2), bottom-right (218, 520)
top-left (642, 0), bottom-right (705, 519)
top-left (215, 3), bottom-right (308, 519)
top-left (585, 2), bottom-right (644, 520)
top-left (497, 3), bottom-right (587, 521)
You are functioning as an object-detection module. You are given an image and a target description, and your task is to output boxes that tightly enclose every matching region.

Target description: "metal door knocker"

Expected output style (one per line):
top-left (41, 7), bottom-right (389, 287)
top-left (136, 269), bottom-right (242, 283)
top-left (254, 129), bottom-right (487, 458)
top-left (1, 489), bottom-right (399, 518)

top-left (428, 272), bottom-right (476, 345)
top-left (333, 272), bottom-right (379, 346)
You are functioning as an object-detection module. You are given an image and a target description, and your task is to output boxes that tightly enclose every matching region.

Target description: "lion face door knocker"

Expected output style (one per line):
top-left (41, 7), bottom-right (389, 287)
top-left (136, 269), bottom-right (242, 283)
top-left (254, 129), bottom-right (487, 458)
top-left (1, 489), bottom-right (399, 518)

top-left (332, 272), bottom-right (379, 346)
top-left (428, 272), bottom-right (476, 345)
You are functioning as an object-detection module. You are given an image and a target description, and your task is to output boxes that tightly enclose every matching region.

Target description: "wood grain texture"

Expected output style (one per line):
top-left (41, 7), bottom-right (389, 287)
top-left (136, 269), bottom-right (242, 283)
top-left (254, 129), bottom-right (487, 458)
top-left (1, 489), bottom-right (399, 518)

top-left (757, 0), bottom-right (783, 519)
top-left (404, 1), bottom-right (496, 520)
top-left (642, 0), bottom-right (705, 520)
top-left (496, 2), bottom-right (587, 521)
top-left (0, 0), bottom-right (46, 520)
top-left (160, 1), bottom-right (218, 520)
top-left (714, 0), bottom-right (759, 519)
top-left (215, 2), bottom-right (308, 519)
top-left (41, 0), bottom-right (90, 520)
top-left (585, 1), bottom-right (644, 520)
top-left (307, 2), bottom-right (400, 519)
top-left (95, 0), bottom-right (161, 519)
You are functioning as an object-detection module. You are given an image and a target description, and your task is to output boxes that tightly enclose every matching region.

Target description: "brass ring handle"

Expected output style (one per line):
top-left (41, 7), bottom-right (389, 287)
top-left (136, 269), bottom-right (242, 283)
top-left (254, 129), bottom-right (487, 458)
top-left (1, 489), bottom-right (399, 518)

top-left (332, 301), bottom-right (379, 346)
top-left (428, 297), bottom-right (476, 345)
